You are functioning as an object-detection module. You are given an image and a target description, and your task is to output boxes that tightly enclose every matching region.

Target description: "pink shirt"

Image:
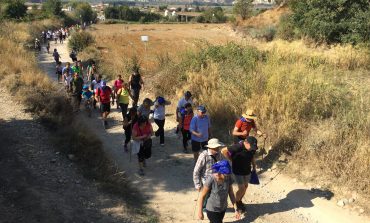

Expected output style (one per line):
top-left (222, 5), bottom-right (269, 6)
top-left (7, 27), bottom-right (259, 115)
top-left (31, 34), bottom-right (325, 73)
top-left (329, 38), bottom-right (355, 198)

top-left (114, 79), bottom-right (123, 91)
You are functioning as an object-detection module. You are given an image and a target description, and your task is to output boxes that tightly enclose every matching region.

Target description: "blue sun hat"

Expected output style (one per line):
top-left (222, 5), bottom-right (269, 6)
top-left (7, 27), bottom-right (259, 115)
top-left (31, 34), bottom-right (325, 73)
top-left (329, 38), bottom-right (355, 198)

top-left (212, 160), bottom-right (231, 175)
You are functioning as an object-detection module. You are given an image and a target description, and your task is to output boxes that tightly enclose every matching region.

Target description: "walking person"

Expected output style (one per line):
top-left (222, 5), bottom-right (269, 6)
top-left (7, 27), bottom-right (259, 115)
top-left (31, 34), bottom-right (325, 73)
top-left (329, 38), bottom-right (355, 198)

top-left (70, 48), bottom-right (78, 62)
top-left (137, 98), bottom-right (153, 119)
top-left (95, 81), bottom-right (113, 129)
top-left (55, 61), bottom-right (63, 82)
top-left (197, 160), bottom-right (240, 223)
top-left (132, 115), bottom-right (153, 176)
top-left (46, 41), bottom-right (50, 54)
top-left (193, 138), bottom-right (224, 191)
top-left (70, 72), bottom-right (84, 112)
top-left (221, 136), bottom-right (258, 212)
top-left (123, 107), bottom-right (138, 152)
top-left (87, 61), bottom-right (97, 81)
top-left (113, 75), bottom-right (124, 109)
top-left (176, 91), bottom-right (193, 134)
top-left (153, 96), bottom-right (170, 146)
top-left (180, 103), bottom-right (193, 153)
top-left (59, 30), bottom-right (63, 44)
top-left (91, 75), bottom-right (103, 109)
top-left (72, 60), bottom-right (83, 79)
top-left (53, 31), bottom-right (58, 44)
top-left (232, 109), bottom-right (266, 142)
top-left (62, 63), bottom-right (73, 92)
top-left (116, 83), bottom-right (131, 121)
top-left (128, 69), bottom-right (144, 107)
top-left (190, 105), bottom-right (211, 162)
top-left (53, 49), bottom-right (61, 64)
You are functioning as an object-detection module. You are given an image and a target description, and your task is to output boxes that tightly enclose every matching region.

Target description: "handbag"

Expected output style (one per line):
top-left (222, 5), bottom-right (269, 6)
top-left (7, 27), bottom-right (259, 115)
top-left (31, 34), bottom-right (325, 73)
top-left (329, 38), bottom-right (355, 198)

top-left (249, 170), bottom-right (260, 185)
top-left (131, 140), bottom-right (141, 155)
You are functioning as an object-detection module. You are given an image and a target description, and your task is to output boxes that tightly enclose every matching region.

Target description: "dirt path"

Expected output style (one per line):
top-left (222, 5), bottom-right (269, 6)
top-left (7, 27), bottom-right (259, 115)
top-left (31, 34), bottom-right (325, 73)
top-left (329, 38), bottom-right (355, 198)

top-left (37, 39), bottom-right (368, 223)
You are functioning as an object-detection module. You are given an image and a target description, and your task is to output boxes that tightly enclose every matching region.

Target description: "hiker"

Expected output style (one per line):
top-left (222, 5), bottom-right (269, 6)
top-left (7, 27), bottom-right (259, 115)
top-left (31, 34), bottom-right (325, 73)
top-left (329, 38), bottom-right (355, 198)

top-left (53, 31), bottom-right (58, 44)
top-left (176, 91), bottom-right (193, 134)
top-left (193, 138), bottom-right (224, 191)
top-left (91, 75), bottom-right (103, 109)
top-left (116, 83), bottom-right (131, 121)
top-left (46, 41), bottom-right (50, 54)
top-left (123, 107), bottom-right (138, 152)
top-left (53, 49), bottom-right (61, 64)
top-left (95, 81), bottom-right (113, 128)
top-left (153, 96), bottom-right (170, 146)
top-left (70, 72), bottom-right (84, 112)
top-left (128, 69), bottom-right (144, 107)
top-left (197, 160), bottom-right (240, 223)
top-left (113, 75), bottom-right (124, 109)
top-left (87, 61), bottom-right (97, 81)
top-left (180, 103), bottom-right (193, 153)
top-left (232, 109), bottom-right (267, 142)
top-left (221, 136), bottom-right (258, 212)
top-left (137, 98), bottom-right (153, 119)
top-left (55, 61), bottom-right (63, 82)
top-left (132, 115), bottom-right (153, 176)
top-left (72, 60), bottom-right (83, 79)
top-left (62, 63), bottom-right (73, 92)
top-left (190, 105), bottom-right (211, 162)
top-left (59, 30), bottom-right (63, 44)
top-left (70, 49), bottom-right (78, 62)
top-left (34, 38), bottom-right (41, 51)
top-left (82, 85), bottom-right (93, 105)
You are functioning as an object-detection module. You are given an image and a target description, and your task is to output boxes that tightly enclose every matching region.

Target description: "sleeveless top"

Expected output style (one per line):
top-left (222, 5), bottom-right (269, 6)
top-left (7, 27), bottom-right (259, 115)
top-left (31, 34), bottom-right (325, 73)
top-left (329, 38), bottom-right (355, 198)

top-left (130, 74), bottom-right (141, 90)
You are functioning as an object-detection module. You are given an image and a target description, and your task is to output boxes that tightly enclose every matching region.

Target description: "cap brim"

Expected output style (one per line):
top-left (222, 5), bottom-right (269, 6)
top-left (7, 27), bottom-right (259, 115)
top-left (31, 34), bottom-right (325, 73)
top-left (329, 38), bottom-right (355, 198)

top-left (206, 143), bottom-right (224, 148)
top-left (242, 114), bottom-right (257, 120)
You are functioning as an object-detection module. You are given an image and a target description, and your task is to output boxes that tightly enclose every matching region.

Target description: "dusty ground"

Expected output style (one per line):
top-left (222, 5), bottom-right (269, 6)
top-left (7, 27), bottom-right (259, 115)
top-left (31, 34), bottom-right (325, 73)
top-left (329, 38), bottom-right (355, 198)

top-left (0, 86), bottom-right (137, 223)
top-left (36, 26), bottom-right (369, 223)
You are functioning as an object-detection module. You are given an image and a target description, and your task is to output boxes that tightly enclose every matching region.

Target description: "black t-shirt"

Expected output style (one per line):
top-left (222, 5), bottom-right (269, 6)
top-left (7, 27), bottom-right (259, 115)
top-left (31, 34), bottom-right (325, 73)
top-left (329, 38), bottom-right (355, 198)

top-left (124, 113), bottom-right (138, 129)
top-left (228, 143), bottom-right (255, 175)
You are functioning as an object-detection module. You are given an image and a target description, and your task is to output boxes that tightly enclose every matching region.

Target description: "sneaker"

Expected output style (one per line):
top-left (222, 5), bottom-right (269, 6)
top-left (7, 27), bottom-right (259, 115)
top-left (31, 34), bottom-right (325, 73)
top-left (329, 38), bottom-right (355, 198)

top-left (236, 201), bottom-right (246, 212)
top-left (138, 169), bottom-right (144, 176)
top-left (183, 149), bottom-right (188, 153)
top-left (160, 143), bottom-right (165, 147)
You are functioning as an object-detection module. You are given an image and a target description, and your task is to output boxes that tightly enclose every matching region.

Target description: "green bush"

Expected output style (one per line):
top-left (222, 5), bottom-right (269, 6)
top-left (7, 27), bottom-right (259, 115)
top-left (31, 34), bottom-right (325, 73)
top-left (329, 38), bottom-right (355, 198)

top-left (1, 0), bottom-right (27, 20)
top-left (288, 0), bottom-right (370, 44)
top-left (104, 6), bottom-right (161, 22)
top-left (277, 14), bottom-right (295, 41)
top-left (68, 31), bottom-right (95, 52)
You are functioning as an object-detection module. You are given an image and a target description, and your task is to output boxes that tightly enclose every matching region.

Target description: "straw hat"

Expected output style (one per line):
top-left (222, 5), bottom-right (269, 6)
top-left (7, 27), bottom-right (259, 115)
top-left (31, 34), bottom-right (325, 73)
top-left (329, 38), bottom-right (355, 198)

top-left (242, 109), bottom-right (257, 120)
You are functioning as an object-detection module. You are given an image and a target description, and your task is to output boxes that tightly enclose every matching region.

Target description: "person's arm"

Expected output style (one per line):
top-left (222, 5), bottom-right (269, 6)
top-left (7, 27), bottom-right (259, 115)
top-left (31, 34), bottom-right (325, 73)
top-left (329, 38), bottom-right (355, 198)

top-left (128, 75), bottom-right (132, 90)
top-left (197, 186), bottom-right (210, 220)
top-left (221, 147), bottom-right (231, 161)
top-left (228, 185), bottom-right (241, 220)
top-left (232, 126), bottom-right (248, 137)
top-left (190, 117), bottom-right (201, 137)
top-left (140, 77), bottom-right (144, 89)
top-left (132, 128), bottom-right (147, 141)
top-left (193, 153), bottom-right (205, 191)
top-left (111, 89), bottom-right (114, 105)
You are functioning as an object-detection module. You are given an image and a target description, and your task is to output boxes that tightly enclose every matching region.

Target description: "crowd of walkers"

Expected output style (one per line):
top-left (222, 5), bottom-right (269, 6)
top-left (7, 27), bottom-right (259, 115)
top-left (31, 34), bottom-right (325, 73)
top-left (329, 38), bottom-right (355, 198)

top-left (48, 35), bottom-right (268, 223)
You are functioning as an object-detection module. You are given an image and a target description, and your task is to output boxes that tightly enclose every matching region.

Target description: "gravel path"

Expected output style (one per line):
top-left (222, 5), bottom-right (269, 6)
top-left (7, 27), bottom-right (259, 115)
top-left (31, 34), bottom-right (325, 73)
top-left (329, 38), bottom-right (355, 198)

top-left (36, 38), bottom-right (369, 223)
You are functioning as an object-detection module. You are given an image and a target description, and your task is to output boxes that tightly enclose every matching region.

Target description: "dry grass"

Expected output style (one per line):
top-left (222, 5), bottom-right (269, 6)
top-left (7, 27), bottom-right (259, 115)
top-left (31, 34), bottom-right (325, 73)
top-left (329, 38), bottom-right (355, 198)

top-left (0, 21), bottom-right (157, 222)
top-left (238, 6), bottom-right (290, 28)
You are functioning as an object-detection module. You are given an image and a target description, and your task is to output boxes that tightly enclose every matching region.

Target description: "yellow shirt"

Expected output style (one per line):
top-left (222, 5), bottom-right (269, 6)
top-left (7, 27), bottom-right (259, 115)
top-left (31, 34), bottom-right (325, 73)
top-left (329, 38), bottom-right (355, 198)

top-left (118, 89), bottom-right (129, 104)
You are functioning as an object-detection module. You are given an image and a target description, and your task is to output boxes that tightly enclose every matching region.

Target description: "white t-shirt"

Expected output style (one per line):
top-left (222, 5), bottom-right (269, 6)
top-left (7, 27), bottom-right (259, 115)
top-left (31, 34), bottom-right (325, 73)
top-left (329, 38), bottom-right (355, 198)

top-left (177, 97), bottom-right (193, 109)
top-left (153, 102), bottom-right (165, 120)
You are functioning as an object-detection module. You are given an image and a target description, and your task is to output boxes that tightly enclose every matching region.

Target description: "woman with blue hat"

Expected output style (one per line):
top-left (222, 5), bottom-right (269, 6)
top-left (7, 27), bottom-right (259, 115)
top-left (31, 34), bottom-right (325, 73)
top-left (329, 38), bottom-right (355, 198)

top-left (153, 96), bottom-right (170, 146)
top-left (197, 160), bottom-right (241, 223)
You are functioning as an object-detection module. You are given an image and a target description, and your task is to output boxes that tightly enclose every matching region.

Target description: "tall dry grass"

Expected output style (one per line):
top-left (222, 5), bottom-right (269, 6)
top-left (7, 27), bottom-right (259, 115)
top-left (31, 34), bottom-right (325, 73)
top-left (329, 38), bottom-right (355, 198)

top-left (0, 21), bottom-right (157, 222)
top-left (154, 41), bottom-right (370, 195)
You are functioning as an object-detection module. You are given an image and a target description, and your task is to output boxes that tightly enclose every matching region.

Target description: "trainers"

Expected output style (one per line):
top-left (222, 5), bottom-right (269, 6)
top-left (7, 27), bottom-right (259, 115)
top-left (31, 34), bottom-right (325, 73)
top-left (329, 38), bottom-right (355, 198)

top-left (236, 201), bottom-right (246, 212)
top-left (160, 143), bottom-right (165, 147)
top-left (183, 149), bottom-right (188, 153)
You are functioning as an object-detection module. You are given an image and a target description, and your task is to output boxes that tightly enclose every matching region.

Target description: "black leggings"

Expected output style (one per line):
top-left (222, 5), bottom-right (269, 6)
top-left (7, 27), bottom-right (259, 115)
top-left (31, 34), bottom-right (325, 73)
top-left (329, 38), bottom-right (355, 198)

top-left (124, 127), bottom-right (131, 145)
top-left (119, 103), bottom-right (128, 120)
top-left (154, 119), bottom-right (165, 144)
top-left (206, 210), bottom-right (226, 223)
top-left (137, 140), bottom-right (152, 162)
top-left (182, 129), bottom-right (191, 149)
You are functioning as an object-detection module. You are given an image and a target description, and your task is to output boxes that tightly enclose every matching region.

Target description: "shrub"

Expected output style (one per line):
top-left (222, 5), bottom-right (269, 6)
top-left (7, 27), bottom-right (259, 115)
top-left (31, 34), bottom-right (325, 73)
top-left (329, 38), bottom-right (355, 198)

top-left (1, 0), bottom-right (27, 20)
top-left (68, 31), bottom-right (95, 52)
top-left (277, 14), bottom-right (295, 41)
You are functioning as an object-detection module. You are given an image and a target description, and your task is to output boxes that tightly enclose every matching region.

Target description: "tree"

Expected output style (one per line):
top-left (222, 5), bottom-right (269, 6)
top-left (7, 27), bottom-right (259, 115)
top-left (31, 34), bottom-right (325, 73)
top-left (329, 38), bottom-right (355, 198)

top-left (42, 0), bottom-right (62, 16)
top-left (2, 0), bottom-right (27, 19)
top-left (233, 0), bottom-right (253, 20)
top-left (289, 0), bottom-right (370, 44)
top-left (74, 2), bottom-right (97, 24)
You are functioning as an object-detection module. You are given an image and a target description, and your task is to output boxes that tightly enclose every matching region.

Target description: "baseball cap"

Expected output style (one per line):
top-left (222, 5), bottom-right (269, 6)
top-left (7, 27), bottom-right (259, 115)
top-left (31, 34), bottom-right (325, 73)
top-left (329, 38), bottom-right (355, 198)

top-left (185, 91), bottom-right (192, 97)
top-left (197, 105), bottom-right (206, 113)
top-left (246, 136), bottom-right (258, 150)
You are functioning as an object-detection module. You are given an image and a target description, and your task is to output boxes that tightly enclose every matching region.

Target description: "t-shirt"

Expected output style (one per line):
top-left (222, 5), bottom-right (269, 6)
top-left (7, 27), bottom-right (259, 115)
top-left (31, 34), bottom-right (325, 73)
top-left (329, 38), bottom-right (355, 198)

top-left (190, 115), bottom-right (211, 142)
top-left (91, 79), bottom-right (102, 91)
top-left (204, 175), bottom-right (233, 212)
top-left (62, 67), bottom-right (73, 76)
top-left (133, 122), bottom-right (152, 137)
top-left (227, 143), bottom-right (255, 176)
top-left (117, 88), bottom-right (129, 104)
top-left (138, 105), bottom-right (151, 119)
top-left (234, 118), bottom-right (256, 139)
top-left (124, 113), bottom-right (138, 130)
top-left (181, 109), bottom-right (193, 130)
top-left (70, 77), bottom-right (83, 95)
top-left (53, 52), bottom-right (60, 60)
top-left (153, 103), bottom-right (165, 120)
top-left (177, 97), bottom-right (193, 109)
top-left (82, 90), bottom-right (93, 99)
top-left (97, 86), bottom-right (112, 104)
top-left (114, 79), bottom-right (123, 91)
top-left (72, 66), bottom-right (81, 75)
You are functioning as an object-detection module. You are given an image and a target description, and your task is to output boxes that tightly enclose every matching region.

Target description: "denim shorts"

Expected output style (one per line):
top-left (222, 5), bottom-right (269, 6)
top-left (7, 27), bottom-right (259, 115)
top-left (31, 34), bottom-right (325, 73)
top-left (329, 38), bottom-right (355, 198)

top-left (234, 174), bottom-right (250, 185)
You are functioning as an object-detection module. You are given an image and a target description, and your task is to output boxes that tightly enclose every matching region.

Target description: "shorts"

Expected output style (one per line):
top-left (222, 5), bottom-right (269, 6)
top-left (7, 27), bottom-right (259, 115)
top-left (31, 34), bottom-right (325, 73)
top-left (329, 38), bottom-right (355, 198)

top-left (233, 174), bottom-right (250, 185)
top-left (100, 102), bottom-right (111, 113)
top-left (191, 140), bottom-right (208, 152)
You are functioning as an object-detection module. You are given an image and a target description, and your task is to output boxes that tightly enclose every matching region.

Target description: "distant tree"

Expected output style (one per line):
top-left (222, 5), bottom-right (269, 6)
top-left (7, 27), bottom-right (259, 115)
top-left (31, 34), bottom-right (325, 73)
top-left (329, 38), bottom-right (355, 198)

top-left (195, 6), bottom-right (200, 12)
top-left (2, 0), bottom-right (27, 19)
top-left (233, 0), bottom-right (253, 20)
top-left (74, 2), bottom-right (97, 23)
top-left (104, 6), bottom-right (119, 19)
top-left (42, 0), bottom-right (62, 16)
